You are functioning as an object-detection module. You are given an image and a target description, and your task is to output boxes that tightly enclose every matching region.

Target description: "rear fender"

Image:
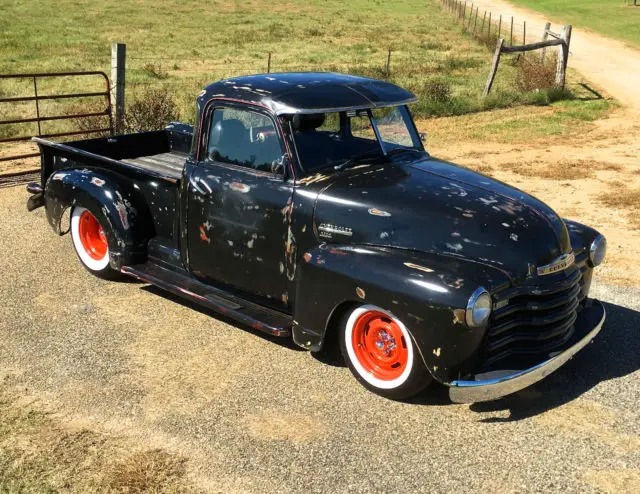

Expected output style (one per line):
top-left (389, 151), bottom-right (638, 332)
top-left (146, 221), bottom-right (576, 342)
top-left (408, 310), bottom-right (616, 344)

top-left (44, 168), bottom-right (152, 268)
top-left (292, 245), bottom-right (511, 383)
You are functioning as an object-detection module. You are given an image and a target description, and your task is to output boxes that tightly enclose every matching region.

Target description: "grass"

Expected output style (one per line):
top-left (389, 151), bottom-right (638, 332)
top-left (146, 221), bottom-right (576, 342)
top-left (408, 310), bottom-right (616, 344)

top-left (508, 0), bottom-right (640, 48)
top-left (0, 384), bottom-right (188, 492)
top-left (0, 0), bottom-right (601, 134)
top-left (597, 185), bottom-right (640, 230)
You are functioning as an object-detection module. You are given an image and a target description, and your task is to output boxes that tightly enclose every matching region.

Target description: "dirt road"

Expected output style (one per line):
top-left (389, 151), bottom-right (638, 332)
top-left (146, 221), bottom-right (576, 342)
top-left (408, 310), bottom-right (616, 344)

top-left (1, 185), bottom-right (639, 492)
top-left (469, 0), bottom-right (640, 110)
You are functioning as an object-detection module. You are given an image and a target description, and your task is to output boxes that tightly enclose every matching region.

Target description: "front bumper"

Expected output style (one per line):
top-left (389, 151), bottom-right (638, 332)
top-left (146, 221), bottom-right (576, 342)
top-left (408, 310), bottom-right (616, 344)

top-left (448, 299), bottom-right (605, 403)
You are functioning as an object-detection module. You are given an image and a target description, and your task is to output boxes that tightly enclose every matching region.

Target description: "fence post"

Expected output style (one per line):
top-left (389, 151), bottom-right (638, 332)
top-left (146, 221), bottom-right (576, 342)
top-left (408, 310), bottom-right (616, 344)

top-left (386, 48), bottom-right (392, 78)
top-left (463, 1), bottom-right (467, 22)
top-left (481, 11), bottom-right (486, 34)
top-left (510, 16), bottom-right (514, 45)
top-left (473, 8), bottom-right (479, 35)
top-left (488, 12), bottom-right (492, 38)
top-left (555, 25), bottom-right (572, 89)
top-left (484, 38), bottom-right (504, 97)
top-left (523, 21), bottom-right (527, 45)
top-left (110, 43), bottom-right (126, 134)
top-left (498, 15), bottom-right (502, 39)
top-left (540, 22), bottom-right (552, 62)
top-left (267, 52), bottom-right (272, 73)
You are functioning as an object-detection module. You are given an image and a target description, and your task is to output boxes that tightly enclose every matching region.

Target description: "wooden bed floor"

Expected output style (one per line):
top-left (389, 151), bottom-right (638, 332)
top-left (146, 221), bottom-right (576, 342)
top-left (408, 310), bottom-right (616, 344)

top-left (122, 151), bottom-right (187, 179)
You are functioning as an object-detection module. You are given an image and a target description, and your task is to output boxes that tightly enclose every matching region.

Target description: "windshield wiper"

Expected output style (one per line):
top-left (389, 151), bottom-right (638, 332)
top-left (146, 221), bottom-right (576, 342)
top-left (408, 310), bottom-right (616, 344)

top-left (385, 147), bottom-right (425, 158)
top-left (332, 150), bottom-right (384, 171)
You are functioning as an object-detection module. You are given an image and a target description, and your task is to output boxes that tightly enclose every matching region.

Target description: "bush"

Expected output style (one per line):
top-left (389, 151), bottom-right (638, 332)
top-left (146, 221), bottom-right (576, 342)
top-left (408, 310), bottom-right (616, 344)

top-left (124, 88), bottom-right (180, 133)
top-left (514, 54), bottom-right (557, 92)
top-left (422, 80), bottom-right (452, 103)
top-left (141, 62), bottom-right (168, 80)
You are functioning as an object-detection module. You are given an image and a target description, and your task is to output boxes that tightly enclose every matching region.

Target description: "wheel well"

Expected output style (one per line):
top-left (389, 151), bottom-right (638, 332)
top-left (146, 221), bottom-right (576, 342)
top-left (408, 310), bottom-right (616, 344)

top-left (321, 300), bottom-right (360, 355)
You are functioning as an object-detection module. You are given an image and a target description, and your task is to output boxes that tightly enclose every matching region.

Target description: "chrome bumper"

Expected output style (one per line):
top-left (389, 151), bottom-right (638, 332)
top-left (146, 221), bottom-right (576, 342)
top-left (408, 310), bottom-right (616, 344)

top-left (449, 300), bottom-right (606, 403)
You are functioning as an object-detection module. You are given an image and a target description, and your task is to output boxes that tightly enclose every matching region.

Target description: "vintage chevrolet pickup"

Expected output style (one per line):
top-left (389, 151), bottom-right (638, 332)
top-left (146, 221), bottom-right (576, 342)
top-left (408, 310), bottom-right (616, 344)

top-left (27, 72), bottom-right (607, 402)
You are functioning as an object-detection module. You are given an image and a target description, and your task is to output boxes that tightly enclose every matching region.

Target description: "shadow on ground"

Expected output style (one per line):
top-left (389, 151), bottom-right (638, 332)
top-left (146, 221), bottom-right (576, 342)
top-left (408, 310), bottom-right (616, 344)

top-left (468, 300), bottom-right (640, 421)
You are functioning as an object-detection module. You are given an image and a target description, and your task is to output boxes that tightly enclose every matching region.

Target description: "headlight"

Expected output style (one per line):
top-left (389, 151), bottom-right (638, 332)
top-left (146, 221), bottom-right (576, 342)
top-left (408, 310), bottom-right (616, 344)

top-left (589, 234), bottom-right (607, 267)
top-left (466, 287), bottom-right (492, 328)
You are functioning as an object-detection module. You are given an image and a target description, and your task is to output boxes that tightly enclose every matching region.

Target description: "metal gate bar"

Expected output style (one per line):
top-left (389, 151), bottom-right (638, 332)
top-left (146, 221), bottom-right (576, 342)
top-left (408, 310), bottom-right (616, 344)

top-left (0, 71), bottom-right (114, 165)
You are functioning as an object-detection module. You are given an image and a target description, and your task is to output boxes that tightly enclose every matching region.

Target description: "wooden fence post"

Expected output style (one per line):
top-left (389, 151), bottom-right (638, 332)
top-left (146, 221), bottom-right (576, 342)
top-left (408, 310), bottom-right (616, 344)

top-left (498, 15), bottom-right (502, 38)
top-left (484, 38), bottom-right (504, 97)
top-left (481, 11), bottom-right (486, 35)
top-left (510, 16), bottom-right (514, 45)
top-left (540, 22), bottom-right (551, 62)
top-left (463, 1), bottom-right (467, 22)
top-left (473, 7), bottom-right (479, 35)
top-left (488, 12), bottom-right (492, 38)
top-left (523, 21), bottom-right (527, 45)
top-left (386, 48), bottom-right (392, 78)
top-left (555, 25), bottom-right (572, 88)
top-left (110, 43), bottom-right (126, 134)
top-left (267, 52), bottom-right (271, 73)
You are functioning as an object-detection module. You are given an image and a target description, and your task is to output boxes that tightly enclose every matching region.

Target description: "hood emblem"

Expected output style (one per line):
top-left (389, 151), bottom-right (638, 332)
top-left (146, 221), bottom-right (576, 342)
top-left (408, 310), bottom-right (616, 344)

top-left (536, 252), bottom-right (575, 276)
top-left (318, 223), bottom-right (353, 238)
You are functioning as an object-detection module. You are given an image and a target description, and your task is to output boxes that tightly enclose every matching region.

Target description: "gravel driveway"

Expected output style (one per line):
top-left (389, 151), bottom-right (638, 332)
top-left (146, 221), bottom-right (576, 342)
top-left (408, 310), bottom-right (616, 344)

top-left (1, 185), bottom-right (639, 492)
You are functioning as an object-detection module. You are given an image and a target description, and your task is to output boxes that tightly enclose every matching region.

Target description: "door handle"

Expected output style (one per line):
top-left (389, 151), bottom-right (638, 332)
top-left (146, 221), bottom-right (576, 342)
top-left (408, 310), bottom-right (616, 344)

top-left (191, 177), bottom-right (212, 195)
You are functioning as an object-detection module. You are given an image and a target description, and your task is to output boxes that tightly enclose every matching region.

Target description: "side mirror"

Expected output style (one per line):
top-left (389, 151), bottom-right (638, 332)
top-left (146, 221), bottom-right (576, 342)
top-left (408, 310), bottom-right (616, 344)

top-left (271, 154), bottom-right (287, 176)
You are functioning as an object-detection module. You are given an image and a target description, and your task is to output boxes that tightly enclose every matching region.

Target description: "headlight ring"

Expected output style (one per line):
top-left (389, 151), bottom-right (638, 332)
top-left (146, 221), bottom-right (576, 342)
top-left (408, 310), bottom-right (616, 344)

top-left (589, 234), bottom-right (607, 267)
top-left (466, 287), bottom-right (492, 328)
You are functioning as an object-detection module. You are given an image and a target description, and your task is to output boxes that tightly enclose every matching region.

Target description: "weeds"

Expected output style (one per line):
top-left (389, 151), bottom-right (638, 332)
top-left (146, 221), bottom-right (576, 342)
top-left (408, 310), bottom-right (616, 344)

top-left (141, 62), bottom-right (168, 80)
top-left (124, 88), bottom-right (180, 133)
top-left (514, 54), bottom-right (557, 92)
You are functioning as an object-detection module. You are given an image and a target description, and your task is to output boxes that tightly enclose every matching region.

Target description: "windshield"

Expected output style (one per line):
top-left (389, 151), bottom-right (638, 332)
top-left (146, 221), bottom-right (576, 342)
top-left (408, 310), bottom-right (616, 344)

top-left (290, 105), bottom-right (424, 172)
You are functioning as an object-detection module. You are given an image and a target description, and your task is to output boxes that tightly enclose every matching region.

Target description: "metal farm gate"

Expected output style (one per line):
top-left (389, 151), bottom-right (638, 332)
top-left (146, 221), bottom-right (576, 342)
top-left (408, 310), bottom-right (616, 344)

top-left (0, 71), bottom-right (114, 182)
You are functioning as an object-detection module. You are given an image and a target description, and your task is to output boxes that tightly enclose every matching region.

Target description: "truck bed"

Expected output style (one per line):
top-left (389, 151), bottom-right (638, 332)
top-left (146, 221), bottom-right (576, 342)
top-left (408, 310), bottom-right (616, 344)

top-left (122, 151), bottom-right (188, 179)
top-left (35, 123), bottom-right (194, 183)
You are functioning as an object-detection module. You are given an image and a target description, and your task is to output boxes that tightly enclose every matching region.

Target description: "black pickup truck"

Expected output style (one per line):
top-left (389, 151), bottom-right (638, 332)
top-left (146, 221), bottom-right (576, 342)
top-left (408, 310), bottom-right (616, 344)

top-left (28, 72), bottom-right (607, 402)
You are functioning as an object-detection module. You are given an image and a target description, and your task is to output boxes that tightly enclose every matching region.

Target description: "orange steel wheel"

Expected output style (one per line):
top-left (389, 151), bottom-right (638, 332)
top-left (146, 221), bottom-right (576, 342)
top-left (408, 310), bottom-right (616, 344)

top-left (351, 310), bottom-right (409, 381)
top-left (78, 209), bottom-right (108, 261)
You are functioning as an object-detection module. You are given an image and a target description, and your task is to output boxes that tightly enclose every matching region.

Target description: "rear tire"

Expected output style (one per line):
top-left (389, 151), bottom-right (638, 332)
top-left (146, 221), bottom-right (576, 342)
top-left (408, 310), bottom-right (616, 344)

top-left (339, 304), bottom-right (432, 400)
top-left (70, 206), bottom-right (120, 280)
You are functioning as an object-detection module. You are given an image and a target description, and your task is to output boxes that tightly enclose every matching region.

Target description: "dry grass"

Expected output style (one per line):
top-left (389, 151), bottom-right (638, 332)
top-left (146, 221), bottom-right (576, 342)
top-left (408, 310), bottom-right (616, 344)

top-left (0, 384), bottom-right (189, 492)
top-left (105, 449), bottom-right (187, 493)
top-left (497, 159), bottom-right (624, 181)
top-left (597, 185), bottom-right (640, 230)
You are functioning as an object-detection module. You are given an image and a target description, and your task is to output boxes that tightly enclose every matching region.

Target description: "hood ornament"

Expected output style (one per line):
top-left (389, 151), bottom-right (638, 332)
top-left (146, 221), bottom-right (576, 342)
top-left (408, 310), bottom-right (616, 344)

top-left (537, 252), bottom-right (575, 276)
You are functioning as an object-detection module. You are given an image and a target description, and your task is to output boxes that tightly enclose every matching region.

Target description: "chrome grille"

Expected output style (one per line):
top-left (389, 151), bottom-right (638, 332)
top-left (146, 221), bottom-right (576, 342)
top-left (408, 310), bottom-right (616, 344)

top-left (480, 266), bottom-right (585, 371)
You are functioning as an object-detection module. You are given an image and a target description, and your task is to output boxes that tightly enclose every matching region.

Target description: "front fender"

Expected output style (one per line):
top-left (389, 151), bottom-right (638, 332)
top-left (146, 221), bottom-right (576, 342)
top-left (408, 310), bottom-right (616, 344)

top-left (44, 168), bottom-right (152, 268)
top-left (292, 245), bottom-right (511, 383)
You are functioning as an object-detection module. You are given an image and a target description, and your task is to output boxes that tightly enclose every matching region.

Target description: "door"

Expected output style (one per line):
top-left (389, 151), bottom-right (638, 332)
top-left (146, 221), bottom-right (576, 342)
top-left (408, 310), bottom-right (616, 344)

top-left (186, 103), bottom-right (294, 307)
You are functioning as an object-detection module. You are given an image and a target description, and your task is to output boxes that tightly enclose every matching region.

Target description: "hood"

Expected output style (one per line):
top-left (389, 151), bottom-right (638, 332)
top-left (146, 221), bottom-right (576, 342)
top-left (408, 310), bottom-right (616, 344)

top-left (310, 156), bottom-right (571, 282)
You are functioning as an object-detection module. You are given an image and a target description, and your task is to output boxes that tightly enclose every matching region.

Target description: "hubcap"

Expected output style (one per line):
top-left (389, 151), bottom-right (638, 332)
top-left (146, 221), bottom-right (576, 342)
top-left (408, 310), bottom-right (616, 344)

top-left (351, 310), bottom-right (409, 381)
top-left (78, 210), bottom-right (108, 261)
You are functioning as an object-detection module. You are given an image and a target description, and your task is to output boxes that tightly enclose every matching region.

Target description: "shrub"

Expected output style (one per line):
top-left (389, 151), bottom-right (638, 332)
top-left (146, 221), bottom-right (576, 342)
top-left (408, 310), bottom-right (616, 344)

top-left (141, 62), bottom-right (168, 80)
top-left (124, 88), bottom-right (180, 133)
top-left (422, 80), bottom-right (452, 103)
top-left (514, 54), bottom-right (557, 92)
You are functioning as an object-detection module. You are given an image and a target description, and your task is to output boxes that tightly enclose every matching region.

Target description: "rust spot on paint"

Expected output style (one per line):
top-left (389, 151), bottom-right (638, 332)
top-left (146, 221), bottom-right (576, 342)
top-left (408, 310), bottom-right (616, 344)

top-left (282, 292), bottom-right (289, 304)
top-left (303, 252), bottom-right (312, 263)
top-left (199, 224), bottom-right (211, 243)
top-left (452, 308), bottom-right (466, 325)
top-left (356, 287), bottom-right (365, 299)
top-left (404, 262), bottom-right (434, 273)
top-left (368, 208), bottom-right (391, 217)
top-left (91, 177), bottom-right (105, 187)
top-left (329, 248), bottom-right (348, 256)
top-left (252, 322), bottom-right (263, 330)
top-left (230, 182), bottom-right (250, 193)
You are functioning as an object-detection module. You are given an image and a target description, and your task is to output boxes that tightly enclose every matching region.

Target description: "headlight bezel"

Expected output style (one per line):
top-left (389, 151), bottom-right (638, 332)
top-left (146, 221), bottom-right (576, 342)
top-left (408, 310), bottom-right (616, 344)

top-left (588, 234), bottom-right (607, 267)
top-left (465, 287), bottom-right (492, 328)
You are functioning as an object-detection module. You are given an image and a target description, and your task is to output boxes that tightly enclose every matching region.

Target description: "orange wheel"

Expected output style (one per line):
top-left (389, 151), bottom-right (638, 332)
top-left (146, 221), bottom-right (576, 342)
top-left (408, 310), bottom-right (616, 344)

top-left (340, 304), bottom-right (432, 399)
top-left (71, 206), bottom-right (113, 275)
top-left (78, 209), bottom-right (108, 261)
top-left (351, 310), bottom-right (409, 381)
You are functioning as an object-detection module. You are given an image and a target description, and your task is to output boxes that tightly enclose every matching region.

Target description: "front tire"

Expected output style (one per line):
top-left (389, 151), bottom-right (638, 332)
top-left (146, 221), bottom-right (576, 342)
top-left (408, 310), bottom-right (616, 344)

top-left (70, 206), bottom-right (119, 279)
top-left (339, 304), bottom-right (432, 400)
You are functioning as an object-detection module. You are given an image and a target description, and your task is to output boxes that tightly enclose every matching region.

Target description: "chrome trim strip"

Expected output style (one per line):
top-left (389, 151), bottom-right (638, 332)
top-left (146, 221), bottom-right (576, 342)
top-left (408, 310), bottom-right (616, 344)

top-left (449, 300), bottom-right (605, 403)
top-left (271, 97), bottom-right (419, 115)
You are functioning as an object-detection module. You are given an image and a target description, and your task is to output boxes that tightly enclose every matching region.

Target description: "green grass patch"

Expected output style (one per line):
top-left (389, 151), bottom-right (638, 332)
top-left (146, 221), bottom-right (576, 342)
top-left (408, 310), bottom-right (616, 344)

top-left (507, 0), bottom-right (640, 48)
top-left (0, 0), bottom-right (613, 140)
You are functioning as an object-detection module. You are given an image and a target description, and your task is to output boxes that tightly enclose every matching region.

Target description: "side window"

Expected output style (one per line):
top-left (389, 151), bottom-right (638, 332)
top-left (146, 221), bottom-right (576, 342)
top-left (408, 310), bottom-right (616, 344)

top-left (207, 107), bottom-right (283, 173)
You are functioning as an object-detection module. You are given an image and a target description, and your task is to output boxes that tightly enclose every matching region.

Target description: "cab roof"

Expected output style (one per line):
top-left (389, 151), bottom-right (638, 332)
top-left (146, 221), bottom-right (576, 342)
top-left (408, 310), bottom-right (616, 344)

top-left (198, 72), bottom-right (418, 115)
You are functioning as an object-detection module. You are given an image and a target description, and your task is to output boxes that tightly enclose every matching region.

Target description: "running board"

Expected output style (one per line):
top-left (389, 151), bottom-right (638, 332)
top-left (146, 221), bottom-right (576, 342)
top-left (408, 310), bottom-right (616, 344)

top-left (121, 262), bottom-right (291, 337)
